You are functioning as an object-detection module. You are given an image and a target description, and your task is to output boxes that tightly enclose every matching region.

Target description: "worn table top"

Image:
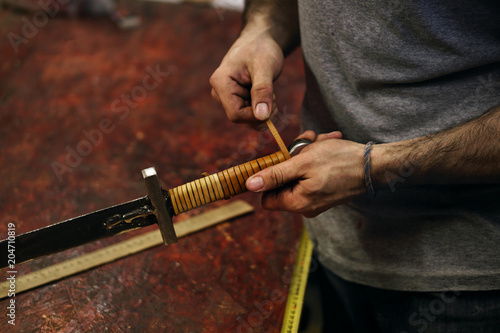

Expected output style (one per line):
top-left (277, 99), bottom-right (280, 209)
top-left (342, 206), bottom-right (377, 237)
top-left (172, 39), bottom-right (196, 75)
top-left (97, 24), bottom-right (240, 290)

top-left (0, 2), bottom-right (306, 332)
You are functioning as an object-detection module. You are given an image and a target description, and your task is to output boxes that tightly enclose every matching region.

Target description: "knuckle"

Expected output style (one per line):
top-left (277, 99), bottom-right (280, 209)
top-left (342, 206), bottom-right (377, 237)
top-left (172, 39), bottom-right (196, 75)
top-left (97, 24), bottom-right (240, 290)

top-left (209, 70), bottom-right (223, 88)
top-left (251, 84), bottom-right (273, 97)
top-left (269, 167), bottom-right (285, 188)
top-left (209, 73), bottom-right (217, 87)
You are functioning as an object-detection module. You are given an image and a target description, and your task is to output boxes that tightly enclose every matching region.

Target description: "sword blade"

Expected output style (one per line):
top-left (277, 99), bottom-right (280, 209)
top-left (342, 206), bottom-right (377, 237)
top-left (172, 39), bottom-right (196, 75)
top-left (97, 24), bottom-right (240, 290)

top-left (0, 196), bottom-right (157, 268)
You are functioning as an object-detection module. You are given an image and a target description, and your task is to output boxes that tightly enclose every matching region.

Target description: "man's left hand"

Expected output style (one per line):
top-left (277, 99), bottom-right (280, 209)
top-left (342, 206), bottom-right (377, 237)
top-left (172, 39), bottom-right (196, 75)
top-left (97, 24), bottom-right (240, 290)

top-left (246, 130), bottom-right (367, 217)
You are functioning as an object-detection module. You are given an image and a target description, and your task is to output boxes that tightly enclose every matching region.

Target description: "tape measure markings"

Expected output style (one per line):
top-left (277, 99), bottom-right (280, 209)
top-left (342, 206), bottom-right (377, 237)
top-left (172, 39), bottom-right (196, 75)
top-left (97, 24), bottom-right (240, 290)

top-left (281, 227), bottom-right (313, 333)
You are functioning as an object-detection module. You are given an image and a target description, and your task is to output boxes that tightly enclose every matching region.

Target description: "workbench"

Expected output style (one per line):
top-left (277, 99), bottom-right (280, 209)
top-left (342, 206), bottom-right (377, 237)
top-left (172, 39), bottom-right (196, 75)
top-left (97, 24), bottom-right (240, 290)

top-left (0, 2), bottom-right (306, 331)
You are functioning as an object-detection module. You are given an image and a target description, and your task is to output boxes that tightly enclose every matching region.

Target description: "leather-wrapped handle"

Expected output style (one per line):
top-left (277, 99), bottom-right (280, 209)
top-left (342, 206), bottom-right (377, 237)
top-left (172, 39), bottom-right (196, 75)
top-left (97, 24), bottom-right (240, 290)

top-left (168, 150), bottom-right (288, 215)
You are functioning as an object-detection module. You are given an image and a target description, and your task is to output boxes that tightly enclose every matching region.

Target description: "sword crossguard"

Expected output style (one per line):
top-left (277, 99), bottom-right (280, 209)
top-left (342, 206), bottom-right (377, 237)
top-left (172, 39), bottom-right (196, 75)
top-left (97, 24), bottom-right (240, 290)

top-left (142, 167), bottom-right (178, 245)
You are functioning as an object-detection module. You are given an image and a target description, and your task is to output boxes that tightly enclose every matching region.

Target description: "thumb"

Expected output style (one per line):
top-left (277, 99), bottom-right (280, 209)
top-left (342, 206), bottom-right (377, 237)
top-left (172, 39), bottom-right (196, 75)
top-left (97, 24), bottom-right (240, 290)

top-left (250, 69), bottom-right (274, 121)
top-left (246, 160), bottom-right (302, 192)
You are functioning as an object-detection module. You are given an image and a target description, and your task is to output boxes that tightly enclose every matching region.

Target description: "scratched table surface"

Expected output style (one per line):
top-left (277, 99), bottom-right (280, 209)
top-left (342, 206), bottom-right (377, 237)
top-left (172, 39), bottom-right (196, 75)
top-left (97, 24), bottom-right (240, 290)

top-left (0, 2), bottom-right (306, 332)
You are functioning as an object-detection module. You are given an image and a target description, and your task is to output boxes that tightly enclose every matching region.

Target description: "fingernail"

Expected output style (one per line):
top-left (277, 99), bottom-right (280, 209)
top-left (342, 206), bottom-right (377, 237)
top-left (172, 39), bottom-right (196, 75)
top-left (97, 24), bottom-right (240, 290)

top-left (247, 176), bottom-right (264, 192)
top-left (255, 103), bottom-right (270, 120)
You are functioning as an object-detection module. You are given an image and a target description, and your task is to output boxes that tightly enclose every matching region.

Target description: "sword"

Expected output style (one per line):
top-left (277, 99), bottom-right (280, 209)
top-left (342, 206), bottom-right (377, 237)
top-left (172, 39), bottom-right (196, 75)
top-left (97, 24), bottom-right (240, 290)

top-left (0, 139), bottom-right (311, 268)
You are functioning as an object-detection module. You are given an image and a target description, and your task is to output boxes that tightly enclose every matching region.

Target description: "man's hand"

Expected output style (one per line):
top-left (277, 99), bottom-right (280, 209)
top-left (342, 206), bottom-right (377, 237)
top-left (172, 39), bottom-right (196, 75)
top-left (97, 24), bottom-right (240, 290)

top-left (210, 27), bottom-right (284, 126)
top-left (245, 131), bottom-right (367, 217)
top-left (210, 0), bottom-right (299, 127)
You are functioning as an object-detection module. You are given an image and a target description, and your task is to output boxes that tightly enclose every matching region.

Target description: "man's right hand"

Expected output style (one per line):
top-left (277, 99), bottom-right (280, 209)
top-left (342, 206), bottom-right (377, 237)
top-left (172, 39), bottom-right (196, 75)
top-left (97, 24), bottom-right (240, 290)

top-left (210, 27), bottom-right (285, 127)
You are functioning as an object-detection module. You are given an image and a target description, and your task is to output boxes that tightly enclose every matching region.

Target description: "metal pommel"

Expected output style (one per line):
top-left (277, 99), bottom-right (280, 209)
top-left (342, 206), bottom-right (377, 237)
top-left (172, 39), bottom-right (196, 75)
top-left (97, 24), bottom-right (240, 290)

top-left (142, 167), bottom-right (178, 245)
top-left (288, 139), bottom-right (312, 157)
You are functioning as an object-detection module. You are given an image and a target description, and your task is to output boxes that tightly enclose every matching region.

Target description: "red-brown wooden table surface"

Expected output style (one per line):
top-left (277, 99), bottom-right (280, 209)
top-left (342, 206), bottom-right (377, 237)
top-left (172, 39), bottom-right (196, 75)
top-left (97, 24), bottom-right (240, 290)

top-left (0, 2), bottom-right (306, 332)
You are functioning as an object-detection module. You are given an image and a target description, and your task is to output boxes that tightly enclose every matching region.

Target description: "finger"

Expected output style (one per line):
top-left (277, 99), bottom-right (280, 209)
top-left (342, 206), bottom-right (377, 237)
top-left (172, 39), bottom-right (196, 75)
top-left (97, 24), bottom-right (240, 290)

top-left (210, 70), bottom-right (254, 121)
top-left (250, 69), bottom-right (274, 121)
top-left (260, 182), bottom-right (315, 215)
top-left (211, 88), bottom-right (221, 104)
top-left (294, 130), bottom-right (317, 142)
top-left (215, 81), bottom-right (255, 123)
top-left (317, 131), bottom-right (343, 141)
top-left (232, 80), bottom-right (251, 100)
top-left (229, 105), bottom-right (265, 125)
top-left (246, 158), bottom-right (305, 192)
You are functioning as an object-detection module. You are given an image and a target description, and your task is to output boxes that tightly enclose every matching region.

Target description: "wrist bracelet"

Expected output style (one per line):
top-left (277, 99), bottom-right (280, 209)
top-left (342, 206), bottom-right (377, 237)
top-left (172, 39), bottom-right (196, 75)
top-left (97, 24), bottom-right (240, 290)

top-left (364, 141), bottom-right (377, 198)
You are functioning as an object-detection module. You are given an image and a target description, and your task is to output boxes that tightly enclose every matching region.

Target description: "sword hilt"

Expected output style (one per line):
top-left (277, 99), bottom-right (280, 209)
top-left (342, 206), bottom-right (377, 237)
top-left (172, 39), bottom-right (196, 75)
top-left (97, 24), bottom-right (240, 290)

top-left (168, 151), bottom-right (287, 216)
top-left (140, 139), bottom-right (311, 245)
top-left (168, 139), bottom-right (312, 216)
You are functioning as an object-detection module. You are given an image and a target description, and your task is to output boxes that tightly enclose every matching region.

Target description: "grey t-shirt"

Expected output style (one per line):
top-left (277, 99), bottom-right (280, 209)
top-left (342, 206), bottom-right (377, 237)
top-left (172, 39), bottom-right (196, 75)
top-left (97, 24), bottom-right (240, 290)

top-left (298, 0), bottom-right (500, 291)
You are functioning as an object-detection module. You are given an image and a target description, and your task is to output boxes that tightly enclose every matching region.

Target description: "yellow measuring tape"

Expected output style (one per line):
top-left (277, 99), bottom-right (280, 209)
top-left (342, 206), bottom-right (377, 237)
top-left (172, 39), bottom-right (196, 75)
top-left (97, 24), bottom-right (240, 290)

top-left (281, 227), bottom-right (313, 333)
top-left (0, 200), bottom-right (253, 298)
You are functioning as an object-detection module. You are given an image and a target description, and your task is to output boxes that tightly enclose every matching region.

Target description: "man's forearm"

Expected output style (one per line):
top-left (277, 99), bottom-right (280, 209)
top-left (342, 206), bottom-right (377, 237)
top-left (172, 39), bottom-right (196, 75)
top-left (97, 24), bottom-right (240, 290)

top-left (243, 0), bottom-right (300, 55)
top-left (372, 106), bottom-right (500, 190)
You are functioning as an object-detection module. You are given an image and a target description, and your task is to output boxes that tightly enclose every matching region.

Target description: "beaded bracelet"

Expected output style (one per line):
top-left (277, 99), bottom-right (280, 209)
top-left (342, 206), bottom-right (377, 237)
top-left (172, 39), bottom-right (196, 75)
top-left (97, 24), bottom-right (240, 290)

top-left (364, 141), bottom-right (377, 198)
